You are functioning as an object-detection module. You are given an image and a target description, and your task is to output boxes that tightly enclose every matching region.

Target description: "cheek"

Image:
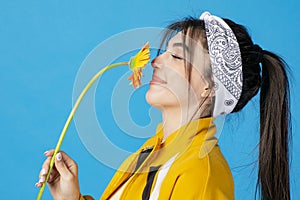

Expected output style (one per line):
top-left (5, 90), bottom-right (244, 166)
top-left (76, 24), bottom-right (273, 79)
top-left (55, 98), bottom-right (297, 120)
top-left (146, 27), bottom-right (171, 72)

top-left (189, 67), bottom-right (209, 99)
top-left (165, 67), bottom-right (190, 99)
top-left (146, 76), bottom-right (191, 108)
top-left (145, 63), bottom-right (193, 108)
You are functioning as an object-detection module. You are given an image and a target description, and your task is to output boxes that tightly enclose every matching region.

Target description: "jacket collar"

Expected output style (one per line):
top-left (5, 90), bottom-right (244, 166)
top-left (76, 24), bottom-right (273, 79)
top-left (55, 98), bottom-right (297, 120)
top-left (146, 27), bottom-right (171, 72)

top-left (154, 116), bottom-right (217, 148)
top-left (137, 117), bottom-right (218, 170)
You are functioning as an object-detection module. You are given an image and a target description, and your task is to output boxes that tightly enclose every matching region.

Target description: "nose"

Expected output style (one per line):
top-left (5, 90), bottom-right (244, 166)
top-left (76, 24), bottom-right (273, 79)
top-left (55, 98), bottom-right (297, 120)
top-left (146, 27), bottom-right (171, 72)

top-left (151, 53), bottom-right (164, 69)
top-left (151, 57), bottom-right (158, 68)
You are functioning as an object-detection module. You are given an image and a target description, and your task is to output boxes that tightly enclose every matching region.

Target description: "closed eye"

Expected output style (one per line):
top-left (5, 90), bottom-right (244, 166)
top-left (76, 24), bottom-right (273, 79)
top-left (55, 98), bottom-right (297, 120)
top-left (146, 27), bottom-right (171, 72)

top-left (171, 54), bottom-right (183, 60)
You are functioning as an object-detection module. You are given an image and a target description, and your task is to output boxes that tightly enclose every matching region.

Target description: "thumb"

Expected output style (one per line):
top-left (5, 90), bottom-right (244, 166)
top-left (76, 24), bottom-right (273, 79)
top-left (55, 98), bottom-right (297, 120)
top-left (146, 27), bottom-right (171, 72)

top-left (54, 152), bottom-right (71, 177)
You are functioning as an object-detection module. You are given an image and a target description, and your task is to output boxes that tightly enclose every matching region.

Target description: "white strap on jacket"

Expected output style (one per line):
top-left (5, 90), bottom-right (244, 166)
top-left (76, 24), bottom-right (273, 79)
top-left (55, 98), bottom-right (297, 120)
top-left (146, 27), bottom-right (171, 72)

top-left (149, 153), bottom-right (179, 200)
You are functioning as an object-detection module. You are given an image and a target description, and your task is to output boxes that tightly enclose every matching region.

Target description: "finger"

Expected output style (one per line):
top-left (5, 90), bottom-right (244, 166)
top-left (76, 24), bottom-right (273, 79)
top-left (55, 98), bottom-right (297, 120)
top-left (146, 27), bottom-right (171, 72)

top-left (37, 152), bottom-right (58, 185)
top-left (40, 156), bottom-right (59, 178)
top-left (58, 151), bottom-right (78, 176)
top-left (35, 150), bottom-right (57, 188)
top-left (35, 182), bottom-right (42, 188)
top-left (54, 152), bottom-right (72, 178)
top-left (40, 156), bottom-right (51, 176)
top-left (36, 156), bottom-right (51, 186)
top-left (44, 150), bottom-right (78, 176)
top-left (44, 150), bottom-right (75, 167)
top-left (44, 149), bottom-right (55, 157)
top-left (43, 150), bottom-right (74, 173)
top-left (47, 169), bottom-right (60, 184)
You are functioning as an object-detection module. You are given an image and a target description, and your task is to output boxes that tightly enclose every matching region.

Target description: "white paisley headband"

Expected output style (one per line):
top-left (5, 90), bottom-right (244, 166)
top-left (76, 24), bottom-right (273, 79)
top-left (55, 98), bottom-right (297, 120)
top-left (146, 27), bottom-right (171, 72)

top-left (200, 11), bottom-right (243, 117)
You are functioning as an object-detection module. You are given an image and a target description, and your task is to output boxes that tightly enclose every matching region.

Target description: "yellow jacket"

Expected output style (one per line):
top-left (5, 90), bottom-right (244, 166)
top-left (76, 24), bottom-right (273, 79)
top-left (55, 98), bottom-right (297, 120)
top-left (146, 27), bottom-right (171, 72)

top-left (80, 117), bottom-right (234, 200)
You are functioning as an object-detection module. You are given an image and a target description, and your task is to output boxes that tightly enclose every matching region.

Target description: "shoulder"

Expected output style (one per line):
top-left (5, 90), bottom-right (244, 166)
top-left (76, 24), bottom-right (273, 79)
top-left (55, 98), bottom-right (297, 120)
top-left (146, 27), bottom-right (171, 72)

top-left (165, 145), bottom-right (234, 199)
top-left (174, 145), bottom-right (233, 184)
top-left (174, 145), bottom-right (231, 171)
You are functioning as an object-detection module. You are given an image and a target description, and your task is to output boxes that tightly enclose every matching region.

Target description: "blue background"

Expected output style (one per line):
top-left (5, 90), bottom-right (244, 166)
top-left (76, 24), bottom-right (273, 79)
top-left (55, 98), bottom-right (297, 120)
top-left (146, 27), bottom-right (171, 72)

top-left (0, 0), bottom-right (299, 199)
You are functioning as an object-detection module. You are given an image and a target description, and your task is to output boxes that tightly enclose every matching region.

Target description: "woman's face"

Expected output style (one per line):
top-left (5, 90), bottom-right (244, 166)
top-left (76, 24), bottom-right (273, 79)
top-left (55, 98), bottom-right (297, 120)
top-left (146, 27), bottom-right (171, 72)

top-left (146, 31), bottom-right (212, 114)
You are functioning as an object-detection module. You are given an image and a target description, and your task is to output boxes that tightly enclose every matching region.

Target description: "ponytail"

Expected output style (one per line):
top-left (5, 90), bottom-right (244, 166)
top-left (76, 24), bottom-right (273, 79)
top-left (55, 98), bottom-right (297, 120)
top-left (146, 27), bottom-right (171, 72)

top-left (258, 51), bottom-right (291, 200)
top-left (221, 18), bottom-right (292, 200)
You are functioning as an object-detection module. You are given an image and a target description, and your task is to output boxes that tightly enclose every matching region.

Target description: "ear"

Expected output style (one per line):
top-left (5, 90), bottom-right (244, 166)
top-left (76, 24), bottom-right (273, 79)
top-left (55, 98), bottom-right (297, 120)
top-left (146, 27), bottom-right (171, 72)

top-left (201, 87), bottom-right (215, 98)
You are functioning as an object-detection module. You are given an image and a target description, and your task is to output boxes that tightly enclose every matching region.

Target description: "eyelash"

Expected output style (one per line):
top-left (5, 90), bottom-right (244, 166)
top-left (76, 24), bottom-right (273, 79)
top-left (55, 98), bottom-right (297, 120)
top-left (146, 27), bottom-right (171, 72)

top-left (171, 54), bottom-right (183, 60)
top-left (157, 49), bottom-right (184, 60)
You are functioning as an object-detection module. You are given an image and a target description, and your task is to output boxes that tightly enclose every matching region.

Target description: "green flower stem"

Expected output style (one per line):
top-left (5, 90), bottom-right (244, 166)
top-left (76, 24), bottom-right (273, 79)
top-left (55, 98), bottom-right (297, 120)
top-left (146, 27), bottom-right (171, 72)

top-left (37, 61), bottom-right (128, 200)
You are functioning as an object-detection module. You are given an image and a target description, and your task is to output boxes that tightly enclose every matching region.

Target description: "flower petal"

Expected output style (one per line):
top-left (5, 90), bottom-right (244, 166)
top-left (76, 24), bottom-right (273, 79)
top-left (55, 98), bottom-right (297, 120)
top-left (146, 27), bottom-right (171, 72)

top-left (128, 42), bottom-right (150, 89)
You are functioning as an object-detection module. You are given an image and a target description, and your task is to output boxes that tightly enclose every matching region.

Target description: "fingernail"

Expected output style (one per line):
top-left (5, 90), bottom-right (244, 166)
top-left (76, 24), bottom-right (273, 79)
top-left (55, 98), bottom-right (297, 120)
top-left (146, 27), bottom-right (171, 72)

top-left (56, 152), bottom-right (62, 161)
top-left (35, 182), bottom-right (40, 188)
top-left (41, 168), bottom-right (47, 175)
top-left (43, 151), bottom-right (49, 155)
top-left (39, 176), bottom-right (45, 183)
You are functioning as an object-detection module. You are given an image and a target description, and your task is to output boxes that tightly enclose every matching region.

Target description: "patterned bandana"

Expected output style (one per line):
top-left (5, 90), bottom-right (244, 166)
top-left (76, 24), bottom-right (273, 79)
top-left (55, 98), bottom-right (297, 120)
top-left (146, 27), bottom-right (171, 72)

top-left (200, 11), bottom-right (243, 116)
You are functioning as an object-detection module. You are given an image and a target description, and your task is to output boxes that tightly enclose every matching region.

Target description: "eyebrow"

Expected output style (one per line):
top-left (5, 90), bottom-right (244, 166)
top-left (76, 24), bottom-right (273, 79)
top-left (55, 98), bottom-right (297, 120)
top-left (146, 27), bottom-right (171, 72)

top-left (168, 42), bottom-right (190, 53)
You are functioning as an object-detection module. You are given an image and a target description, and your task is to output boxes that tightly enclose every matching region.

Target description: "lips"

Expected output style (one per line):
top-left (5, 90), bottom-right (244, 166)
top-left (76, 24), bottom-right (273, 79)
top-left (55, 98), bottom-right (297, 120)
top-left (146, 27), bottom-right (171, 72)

top-left (150, 74), bottom-right (167, 85)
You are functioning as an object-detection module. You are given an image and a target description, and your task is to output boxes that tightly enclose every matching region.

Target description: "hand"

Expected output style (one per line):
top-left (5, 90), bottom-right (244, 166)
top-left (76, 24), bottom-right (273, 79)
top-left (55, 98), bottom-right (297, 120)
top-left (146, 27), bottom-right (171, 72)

top-left (35, 150), bottom-right (80, 200)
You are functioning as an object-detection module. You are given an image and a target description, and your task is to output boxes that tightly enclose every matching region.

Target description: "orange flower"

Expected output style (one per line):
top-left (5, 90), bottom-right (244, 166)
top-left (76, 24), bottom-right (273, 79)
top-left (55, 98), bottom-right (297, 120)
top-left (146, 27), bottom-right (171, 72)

top-left (128, 42), bottom-right (150, 89)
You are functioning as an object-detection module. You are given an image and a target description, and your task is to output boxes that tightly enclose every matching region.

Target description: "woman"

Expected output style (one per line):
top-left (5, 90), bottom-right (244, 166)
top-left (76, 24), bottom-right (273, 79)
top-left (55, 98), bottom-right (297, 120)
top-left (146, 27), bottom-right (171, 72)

top-left (36, 12), bottom-right (291, 200)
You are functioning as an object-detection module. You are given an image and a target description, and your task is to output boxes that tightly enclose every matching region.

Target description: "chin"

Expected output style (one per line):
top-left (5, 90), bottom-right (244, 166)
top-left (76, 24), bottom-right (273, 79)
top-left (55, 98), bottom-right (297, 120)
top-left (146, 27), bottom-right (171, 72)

top-left (145, 88), bottom-right (158, 106)
top-left (145, 86), bottom-right (179, 109)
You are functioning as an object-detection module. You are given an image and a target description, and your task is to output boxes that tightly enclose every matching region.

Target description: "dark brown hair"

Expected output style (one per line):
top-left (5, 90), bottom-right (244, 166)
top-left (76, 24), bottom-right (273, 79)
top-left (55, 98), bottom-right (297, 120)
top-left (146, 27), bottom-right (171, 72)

top-left (159, 16), bottom-right (291, 200)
